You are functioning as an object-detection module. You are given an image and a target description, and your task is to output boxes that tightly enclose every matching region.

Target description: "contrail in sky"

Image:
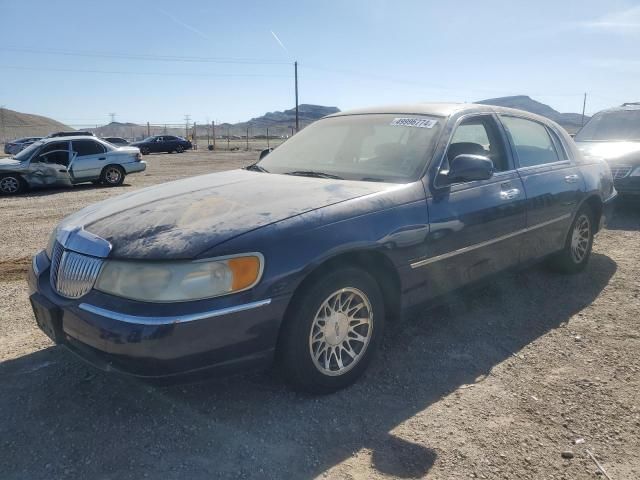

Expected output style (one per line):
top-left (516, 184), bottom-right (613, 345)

top-left (270, 31), bottom-right (290, 55)
top-left (160, 9), bottom-right (211, 41)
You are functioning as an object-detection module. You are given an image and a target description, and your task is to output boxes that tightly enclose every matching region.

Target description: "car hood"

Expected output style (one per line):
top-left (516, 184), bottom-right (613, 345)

top-left (0, 158), bottom-right (23, 169)
top-left (576, 141), bottom-right (640, 165)
top-left (58, 169), bottom-right (393, 259)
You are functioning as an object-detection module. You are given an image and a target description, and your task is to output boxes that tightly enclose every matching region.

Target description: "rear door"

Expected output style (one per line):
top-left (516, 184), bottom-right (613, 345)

top-left (70, 139), bottom-right (108, 181)
top-left (417, 113), bottom-right (527, 298)
top-left (499, 115), bottom-right (583, 259)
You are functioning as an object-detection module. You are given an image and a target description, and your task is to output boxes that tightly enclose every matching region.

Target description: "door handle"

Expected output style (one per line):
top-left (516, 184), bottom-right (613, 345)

top-left (564, 174), bottom-right (579, 183)
top-left (500, 188), bottom-right (521, 200)
top-left (98, 157), bottom-right (106, 160)
top-left (58, 169), bottom-right (67, 173)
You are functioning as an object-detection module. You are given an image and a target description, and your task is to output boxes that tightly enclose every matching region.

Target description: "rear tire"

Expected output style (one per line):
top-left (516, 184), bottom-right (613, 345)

top-left (176, 145), bottom-right (185, 153)
top-left (100, 165), bottom-right (125, 187)
top-left (278, 267), bottom-right (385, 394)
top-left (0, 174), bottom-right (25, 195)
top-left (548, 205), bottom-right (594, 274)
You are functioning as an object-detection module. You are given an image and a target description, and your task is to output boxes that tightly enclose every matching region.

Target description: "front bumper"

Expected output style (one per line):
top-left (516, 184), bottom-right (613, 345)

top-left (28, 250), bottom-right (289, 378)
top-left (613, 176), bottom-right (640, 197)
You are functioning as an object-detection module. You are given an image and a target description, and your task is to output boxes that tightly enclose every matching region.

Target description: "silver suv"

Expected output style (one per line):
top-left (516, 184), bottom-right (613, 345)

top-left (0, 136), bottom-right (146, 195)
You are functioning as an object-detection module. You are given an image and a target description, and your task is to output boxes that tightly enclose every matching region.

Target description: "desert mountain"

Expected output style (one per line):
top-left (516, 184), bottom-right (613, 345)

top-left (475, 95), bottom-right (588, 133)
top-left (0, 107), bottom-right (70, 142)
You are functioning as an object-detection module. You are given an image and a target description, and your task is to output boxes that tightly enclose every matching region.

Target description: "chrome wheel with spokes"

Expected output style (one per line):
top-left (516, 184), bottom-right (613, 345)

top-left (570, 214), bottom-right (591, 264)
top-left (279, 267), bottom-right (385, 393)
top-left (309, 287), bottom-right (373, 376)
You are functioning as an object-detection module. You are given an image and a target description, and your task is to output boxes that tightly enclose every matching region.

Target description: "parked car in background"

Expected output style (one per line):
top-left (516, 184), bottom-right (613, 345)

top-left (575, 103), bottom-right (640, 200)
top-left (47, 131), bottom-right (96, 138)
top-left (0, 136), bottom-right (145, 195)
top-left (103, 137), bottom-right (129, 146)
top-left (28, 103), bottom-right (615, 393)
top-left (3, 137), bottom-right (43, 155)
top-left (131, 135), bottom-right (192, 155)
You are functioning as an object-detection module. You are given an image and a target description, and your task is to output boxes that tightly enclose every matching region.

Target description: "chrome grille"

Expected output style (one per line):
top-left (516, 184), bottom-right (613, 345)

top-left (610, 165), bottom-right (632, 179)
top-left (49, 242), bottom-right (103, 299)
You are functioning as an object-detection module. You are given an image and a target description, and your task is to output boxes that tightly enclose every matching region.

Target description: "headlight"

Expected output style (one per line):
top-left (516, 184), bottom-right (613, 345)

top-left (94, 254), bottom-right (263, 302)
top-left (630, 166), bottom-right (640, 177)
top-left (46, 227), bottom-right (58, 259)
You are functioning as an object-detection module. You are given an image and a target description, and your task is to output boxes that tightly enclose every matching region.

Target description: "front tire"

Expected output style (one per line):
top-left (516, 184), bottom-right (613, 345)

top-left (0, 174), bottom-right (25, 195)
top-left (548, 205), bottom-right (594, 273)
top-left (140, 146), bottom-right (150, 155)
top-left (176, 145), bottom-right (185, 153)
top-left (100, 165), bottom-right (125, 187)
top-left (278, 267), bottom-right (385, 394)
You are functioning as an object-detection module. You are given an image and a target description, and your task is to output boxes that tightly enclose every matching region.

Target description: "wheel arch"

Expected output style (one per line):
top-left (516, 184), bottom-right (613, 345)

top-left (283, 248), bottom-right (402, 324)
top-left (578, 194), bottom-right (603, 233)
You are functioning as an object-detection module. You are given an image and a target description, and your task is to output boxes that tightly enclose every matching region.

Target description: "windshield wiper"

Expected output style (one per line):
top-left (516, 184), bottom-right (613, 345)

top-left (284, 170), bottom-right (344, 180)
top-left (245, 163), bottom-right (269, 173)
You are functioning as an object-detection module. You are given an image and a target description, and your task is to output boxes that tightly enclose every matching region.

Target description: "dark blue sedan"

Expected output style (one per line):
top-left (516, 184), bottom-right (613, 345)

top-left (28, 103), bottom-right (616, 393)
top-left (130, 135), bottom-right (192, 155)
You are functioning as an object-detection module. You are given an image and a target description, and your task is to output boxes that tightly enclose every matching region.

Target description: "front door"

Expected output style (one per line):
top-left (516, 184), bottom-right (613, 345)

top-left (416, 114), bottom-right (527, 298)
top-left (499, 115), bottom-right (583, 259)
top-left (28, 141), bottom-right (73, 187)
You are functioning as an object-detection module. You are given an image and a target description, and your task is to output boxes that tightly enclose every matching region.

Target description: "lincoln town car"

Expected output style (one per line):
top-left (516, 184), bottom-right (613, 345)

top-left (28, 104), bottom-right (616, 393)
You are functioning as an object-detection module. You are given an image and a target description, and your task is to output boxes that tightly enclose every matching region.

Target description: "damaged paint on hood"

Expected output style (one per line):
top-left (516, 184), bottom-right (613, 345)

top-left (58, 169), bottom-right (395, 259)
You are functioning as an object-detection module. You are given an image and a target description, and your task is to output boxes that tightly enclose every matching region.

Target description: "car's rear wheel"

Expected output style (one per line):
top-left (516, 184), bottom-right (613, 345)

top-left (140, 146), bottom-right (150, 155)
top-left (100, 165), bottom-right (125, 187)
top-left (548, 205), bottom-right (594, 273)
top-left (278, 267), bottom-right (385, 394)
top-left (0, 174), bottom-right (25, 195)
top-left (176, 145), bottom-right (185, 153)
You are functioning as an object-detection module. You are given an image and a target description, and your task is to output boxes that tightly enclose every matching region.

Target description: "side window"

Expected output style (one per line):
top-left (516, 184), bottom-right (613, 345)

top-left (165, 136), bottom-right (176, 141)
top-left (37, 142), bottom-right (70, 166)
top-left (445, 116), bottom-right (509, 172)
top-left (546, 127), bottom-right (568, 160)
top-left (72, 140), bottom-right (106, 157)
top-left (501, 116), bottom-right (560, 168)
top-left (156, 137), bottom-right (164, 142)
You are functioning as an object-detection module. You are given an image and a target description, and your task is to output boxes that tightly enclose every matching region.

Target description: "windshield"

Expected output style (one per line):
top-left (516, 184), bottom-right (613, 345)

top-left (13, 140), bottom-right (44, 161)
top-left (575, 109), bottom-right (640, 142)
top-left (142, 136), bottom-right (155, 142)
top-left (256, 114), bottom-right (442, 182)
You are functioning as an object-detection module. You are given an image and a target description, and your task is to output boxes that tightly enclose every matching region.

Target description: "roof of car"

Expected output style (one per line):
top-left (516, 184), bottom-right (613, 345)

top-left (327, 102), bottom-right (558, 125)
top-left (38, 136), bottom-right (104, 143)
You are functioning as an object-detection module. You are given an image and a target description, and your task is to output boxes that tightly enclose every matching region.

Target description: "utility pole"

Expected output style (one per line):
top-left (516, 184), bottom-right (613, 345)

top-left (266, 127), bottom-right (269, 148)
top-left (147, 122), bottom-right (150, 137)
top-left (294, 61), bottom-right (299, 132)
top-left (246, 126), bottom-right (249, 150)
top-left (581, 93), bottom-right (587, 127)
top-left (184, 114), bottom-right (191, 139)
top-left (227, 126), bottom-right (230, 150)
top-left (109, 113), bottom-right (116, 123)
top-left (212, 121), bottom-right (216, 150)
top-left (0, 105), bottom-right (5, 144)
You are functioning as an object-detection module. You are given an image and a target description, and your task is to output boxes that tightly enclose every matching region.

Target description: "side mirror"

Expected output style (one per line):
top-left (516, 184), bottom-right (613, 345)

top-left (447, 154), bottom-right (494, 182)
top-left (259, 148), bottom-right (273, 160)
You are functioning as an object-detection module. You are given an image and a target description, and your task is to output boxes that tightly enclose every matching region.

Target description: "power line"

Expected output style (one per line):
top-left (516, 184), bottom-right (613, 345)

top-left (0, 47), bottom-right (291, 65)
top-left (0, 65), bottom-right (289, 78)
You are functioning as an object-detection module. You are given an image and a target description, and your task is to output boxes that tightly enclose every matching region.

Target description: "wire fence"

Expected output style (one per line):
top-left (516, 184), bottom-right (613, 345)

top-left (0, 120), bottom-right (316, 152)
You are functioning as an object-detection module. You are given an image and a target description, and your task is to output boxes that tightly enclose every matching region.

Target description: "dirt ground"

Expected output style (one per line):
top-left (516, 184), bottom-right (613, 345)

top-left (0, 150), bottom-right (639, 479)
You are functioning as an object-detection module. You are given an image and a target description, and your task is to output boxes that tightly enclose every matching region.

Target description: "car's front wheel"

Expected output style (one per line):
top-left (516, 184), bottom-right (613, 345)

top-left (548, 205), bottom-right (594, 273)
top-left (0, 174), bottom-right (25, 195)
top-left (279, 267), bottom-right (385, 394)
top-left (100, 165), bottom-right (125, 187)
top-left (176, 145), bottom-right (185, 153)
top-left (140, 146), bottom-right (150, 155)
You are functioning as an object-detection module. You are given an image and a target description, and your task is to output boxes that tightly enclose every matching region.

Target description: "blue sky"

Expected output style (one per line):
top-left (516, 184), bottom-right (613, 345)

top-left (1, 0), bottom-right (639, 126)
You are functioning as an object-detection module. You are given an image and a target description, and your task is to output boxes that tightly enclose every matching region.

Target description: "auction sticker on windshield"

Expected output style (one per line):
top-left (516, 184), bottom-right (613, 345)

top-left (390, 118), bottom-right (438, 128)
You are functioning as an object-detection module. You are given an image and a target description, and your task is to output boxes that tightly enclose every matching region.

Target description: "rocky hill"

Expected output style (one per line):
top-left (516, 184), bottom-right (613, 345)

top-left (475, 95), bottom-right (588, 133)
top-left (0, 107), bottom-right (71, 142)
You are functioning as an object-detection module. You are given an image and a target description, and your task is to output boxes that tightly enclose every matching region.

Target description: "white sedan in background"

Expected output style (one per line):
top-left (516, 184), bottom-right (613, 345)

top-left (0, 136), bottom-right (146, 195)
